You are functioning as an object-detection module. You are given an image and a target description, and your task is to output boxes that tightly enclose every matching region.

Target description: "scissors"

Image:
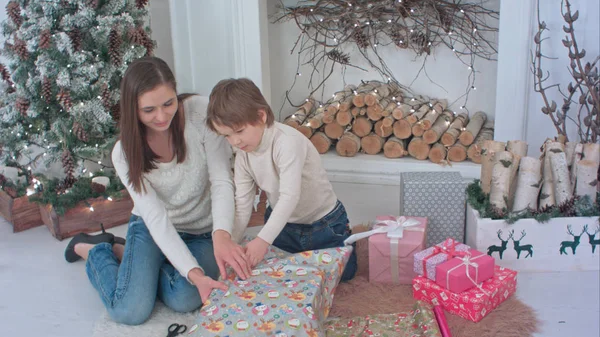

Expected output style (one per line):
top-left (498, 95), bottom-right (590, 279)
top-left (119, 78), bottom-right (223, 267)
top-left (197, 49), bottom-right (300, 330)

top-left (167, 323), bottom-right (187, 337)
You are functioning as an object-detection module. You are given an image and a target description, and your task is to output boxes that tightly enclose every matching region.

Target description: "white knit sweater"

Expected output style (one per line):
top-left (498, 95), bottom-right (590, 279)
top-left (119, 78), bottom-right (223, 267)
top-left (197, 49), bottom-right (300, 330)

top-left (112, 96), bottom-right (234, 279)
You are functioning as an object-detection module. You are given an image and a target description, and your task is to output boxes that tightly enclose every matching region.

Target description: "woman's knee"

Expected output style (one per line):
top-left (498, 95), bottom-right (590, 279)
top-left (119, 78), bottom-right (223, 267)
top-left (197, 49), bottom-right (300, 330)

top-left (108, 302), bottom-right (154, 326)
top-left (162, 288), bottom-right (202, 313)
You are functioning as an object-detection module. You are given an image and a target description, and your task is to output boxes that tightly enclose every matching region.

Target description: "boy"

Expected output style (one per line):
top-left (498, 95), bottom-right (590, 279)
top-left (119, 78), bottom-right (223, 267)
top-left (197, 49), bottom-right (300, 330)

top-left (206, 78), bottom-right (357, 281)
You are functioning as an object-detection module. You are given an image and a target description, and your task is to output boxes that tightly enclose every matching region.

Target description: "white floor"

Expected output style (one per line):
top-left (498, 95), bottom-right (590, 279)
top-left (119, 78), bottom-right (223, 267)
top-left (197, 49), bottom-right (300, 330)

top-left (1, 218), bottom-right (599, 337)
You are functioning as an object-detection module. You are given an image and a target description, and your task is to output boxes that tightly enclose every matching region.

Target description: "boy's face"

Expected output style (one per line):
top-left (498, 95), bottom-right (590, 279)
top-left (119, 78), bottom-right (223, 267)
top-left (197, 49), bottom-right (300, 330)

top-left (212, 110), bottom-right (267, 152)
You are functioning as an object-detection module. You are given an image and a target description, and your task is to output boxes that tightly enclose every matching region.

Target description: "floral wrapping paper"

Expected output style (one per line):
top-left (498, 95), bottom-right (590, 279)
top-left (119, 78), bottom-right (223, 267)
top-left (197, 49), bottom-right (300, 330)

top-left (324, 301), bottom-right (443, 337)
top-left (413, 266), bottom-right (518, 323)
top-left (413, 238), bottom-right (470, 281)
top-left (192, 244), bottom-right (353, 336)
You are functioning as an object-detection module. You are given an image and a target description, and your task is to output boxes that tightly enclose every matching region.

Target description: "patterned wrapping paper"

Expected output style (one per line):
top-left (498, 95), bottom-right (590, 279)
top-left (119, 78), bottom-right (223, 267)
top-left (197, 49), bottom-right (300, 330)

top-left (413, 238), bottom-right (470, 281)
top-left (413, 266), bottom-right (518, 323)
top-left (193, 245), bottom-right (353, 337)
top-left (324, 301), bottom-right (443, 337)
top-left (401, 172), bottom-right (467, 247)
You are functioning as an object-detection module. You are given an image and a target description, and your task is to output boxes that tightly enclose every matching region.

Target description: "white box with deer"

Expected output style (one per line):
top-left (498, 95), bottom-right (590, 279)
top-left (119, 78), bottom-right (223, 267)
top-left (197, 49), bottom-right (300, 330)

top-left (466, 205), bottom-right (600, 272)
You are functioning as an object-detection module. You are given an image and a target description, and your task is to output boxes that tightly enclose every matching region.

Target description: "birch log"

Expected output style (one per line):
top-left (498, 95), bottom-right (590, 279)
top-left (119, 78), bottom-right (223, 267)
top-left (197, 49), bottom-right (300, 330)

top-left (428, 143), bottom-right (448, 164)
top-left (582, 143), bottom-right (600, 166)
top-left (394, 104), bottom-right (412, 120)
top-left (351, 117), bottom-right (373, 137)
top-left (374, 119), bottom-right (393, 138)
top-left (539, 141), bottom-right (565, 209)
top-left (564, 142), bottom-right (578, 170)
top-left (441, 113), bottom-right (469, 146)
top-left (392, 118), bottom-right (414, 139)
top-left (383, 137), bottom-right (408, 158)
top-left (549, 151), bottom-right (572, 205)
top-left (420, 108), bottom-right (440, 130)
top-left (506, 140), bottom-right (528, 157)
top-left (467, 120), bottom-right (495, 163)
top-left (569, 143), bottom-right (584, 194)
top-left (459, 111), bottom-right (487, 146)
top-left (407, 137), bottom-right (431, 160)
top-left (506, 140), bottom-right (527, 210)
top-left (336, 132), bottom-right (361, 157)
top-left (512, 157), bottom-right (542, 211)
top-left (361, 133), bottom-right (385, 155)
top-left (310, 132), bottom-right (332, 154)
top-left (448, 143), bottom-right (468, 162)
top-left (423, 110), bottom-right (454, 144)
top-left (489, 151), bottom-right (515, 211)
top-left (324, 121), bottom-right (345, 140)
top-left (336, 109), bottom-right (353, 126)
top-left (480, 140), bottom-right (506, 194)
top-left (575, 159), bottom-right (599, 200)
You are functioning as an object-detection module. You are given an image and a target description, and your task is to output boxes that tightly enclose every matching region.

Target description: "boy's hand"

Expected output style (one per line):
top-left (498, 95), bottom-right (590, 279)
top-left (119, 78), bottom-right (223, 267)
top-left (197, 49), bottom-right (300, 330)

top-left (213, 230), bottom-right (251, 280)
top-left (245, 237), bottom-right (270, 268)
top-left (188, 268), bottom-right (228, 303)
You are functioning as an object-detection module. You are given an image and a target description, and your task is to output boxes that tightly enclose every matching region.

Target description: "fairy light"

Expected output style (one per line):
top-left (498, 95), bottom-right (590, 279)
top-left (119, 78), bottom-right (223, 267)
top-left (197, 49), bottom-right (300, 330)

top-left (89, 206), bottom-right (94, 212)
top-left (107, 197), bottom-right (113, 201)
top-left (472, 86), bottom-right (477, 90)
top-left (387, 19), bottom-right (392, 23)
top-left (392, 97), bottom-right (396, 101)
top-left (296, 72), bottom-right (301, 76)
top-left (97, 161), bottom-right (102, 165)
top-left (473, 28), bottom-right (477, 33)
top-left (461, 106), bottom-right (466, 110)
top-left (89, 172), bottom-right (94, 177)
top-left (410, 109), bottom-right (415, 112)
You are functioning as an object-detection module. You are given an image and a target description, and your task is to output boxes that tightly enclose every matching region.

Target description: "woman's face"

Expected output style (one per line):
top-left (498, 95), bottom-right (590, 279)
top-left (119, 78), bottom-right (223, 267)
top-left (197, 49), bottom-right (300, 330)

top-left (137, 84), bottom-right (178, 134)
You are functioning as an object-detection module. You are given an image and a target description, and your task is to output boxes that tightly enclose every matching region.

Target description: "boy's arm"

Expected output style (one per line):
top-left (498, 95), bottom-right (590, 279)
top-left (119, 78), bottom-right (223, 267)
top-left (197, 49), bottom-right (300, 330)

top-left (233, 154), bottom-right (256, 238)
top-left (257, 136), bottom-right (306, 244)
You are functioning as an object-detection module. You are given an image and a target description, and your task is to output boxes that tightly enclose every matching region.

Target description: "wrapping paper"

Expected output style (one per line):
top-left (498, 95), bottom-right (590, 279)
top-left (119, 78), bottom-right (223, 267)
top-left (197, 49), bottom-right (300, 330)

top-left (413, 238), bottom-right (470, 280)
top-left (433, 305), bottom-right (452, 337)
top-left (324, 301), bottom-right (442, 337)
top-left (435, 249), bottom-right (495, 293)
top-left (368, 216), bottom-right (428, 284)
top-left (194, 245), bottom-right (353, 336)
top-left (413, 266), bottom-right (518, 323)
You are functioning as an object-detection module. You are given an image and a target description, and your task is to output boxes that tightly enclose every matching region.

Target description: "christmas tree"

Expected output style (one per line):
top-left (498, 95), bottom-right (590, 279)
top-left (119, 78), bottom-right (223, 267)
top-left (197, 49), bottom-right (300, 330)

top-left (0, 0), bottom-right (153, 200)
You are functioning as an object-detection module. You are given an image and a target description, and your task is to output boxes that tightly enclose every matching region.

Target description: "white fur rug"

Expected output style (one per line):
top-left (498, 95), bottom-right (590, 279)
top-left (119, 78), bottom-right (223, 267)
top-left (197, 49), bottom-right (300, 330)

top-left (92, 301), bottom-right (199, 337)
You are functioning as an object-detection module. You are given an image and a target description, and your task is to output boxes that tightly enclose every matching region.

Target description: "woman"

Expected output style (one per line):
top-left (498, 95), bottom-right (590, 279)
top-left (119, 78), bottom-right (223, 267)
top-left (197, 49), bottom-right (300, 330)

top-left (64, 57), bottom-right (251, 325)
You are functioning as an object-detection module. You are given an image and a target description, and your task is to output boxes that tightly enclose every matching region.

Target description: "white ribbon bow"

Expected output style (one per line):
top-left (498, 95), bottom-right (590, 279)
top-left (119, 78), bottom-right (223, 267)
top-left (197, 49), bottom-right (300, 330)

top-left (446, 254), bottom-right (490, 296)
top-left (342, 216), bottom-right (422, 246)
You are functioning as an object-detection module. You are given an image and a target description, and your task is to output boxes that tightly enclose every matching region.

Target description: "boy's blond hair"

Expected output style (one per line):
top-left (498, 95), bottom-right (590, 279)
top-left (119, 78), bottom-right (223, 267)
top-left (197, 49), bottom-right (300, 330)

top-left (206, 78), bottom-right (275, 132)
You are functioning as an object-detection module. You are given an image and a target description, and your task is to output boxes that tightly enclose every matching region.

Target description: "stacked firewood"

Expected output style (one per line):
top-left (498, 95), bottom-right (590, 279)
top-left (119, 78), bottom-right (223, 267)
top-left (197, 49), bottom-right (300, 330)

top-left (283, 81), bottom-right (494, 163)
top-left (481, 138), bottom-right (600, 213)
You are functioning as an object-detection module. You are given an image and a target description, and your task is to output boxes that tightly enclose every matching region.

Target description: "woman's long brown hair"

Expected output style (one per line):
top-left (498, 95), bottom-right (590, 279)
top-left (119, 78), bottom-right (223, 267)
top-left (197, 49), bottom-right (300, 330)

top-left (118, 57), bottom-right (187, 194)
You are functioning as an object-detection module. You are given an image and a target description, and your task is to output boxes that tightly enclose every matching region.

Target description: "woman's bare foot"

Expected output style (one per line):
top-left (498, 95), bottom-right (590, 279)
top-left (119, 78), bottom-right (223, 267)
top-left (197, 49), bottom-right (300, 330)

top-left (73, 243), bottom-right (95, 261)
top-left (112, 243), bottom-right (125, 261)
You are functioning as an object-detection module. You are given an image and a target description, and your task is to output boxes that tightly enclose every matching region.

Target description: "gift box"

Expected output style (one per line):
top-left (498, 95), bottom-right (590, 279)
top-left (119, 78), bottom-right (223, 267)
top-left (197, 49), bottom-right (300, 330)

top-left (435, 249), bottom-right (495, 293)
top-left (413, 266), bottom-right (517, 323)
top-left (414, 238), bottom-right (470, 281)
top-left (401, 172), bottom-right (467, 247)
top-left (368, 216), bottom-right (428, 284)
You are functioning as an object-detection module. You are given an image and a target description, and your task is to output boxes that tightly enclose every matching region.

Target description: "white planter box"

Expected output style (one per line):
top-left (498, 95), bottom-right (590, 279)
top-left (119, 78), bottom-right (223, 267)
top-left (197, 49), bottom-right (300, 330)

top-left (466, 205), bottom-right (600, 272)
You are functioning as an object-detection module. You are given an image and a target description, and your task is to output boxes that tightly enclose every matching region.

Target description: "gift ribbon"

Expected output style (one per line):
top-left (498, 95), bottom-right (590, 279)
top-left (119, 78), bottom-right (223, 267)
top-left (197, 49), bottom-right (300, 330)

top-left (421, 239), bottom-right (464, 279)
top-left (342, 217), bottom-right (424, 284)
top-left (445, 254), bottom-right (489, 296)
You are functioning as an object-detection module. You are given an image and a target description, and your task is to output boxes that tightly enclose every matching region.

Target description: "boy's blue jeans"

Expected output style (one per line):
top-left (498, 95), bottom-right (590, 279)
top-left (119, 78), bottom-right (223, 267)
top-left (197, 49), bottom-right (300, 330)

top-left (264, 200), bottom-right (358, 281)
top-left (85, 215), bottom-right (218, 325)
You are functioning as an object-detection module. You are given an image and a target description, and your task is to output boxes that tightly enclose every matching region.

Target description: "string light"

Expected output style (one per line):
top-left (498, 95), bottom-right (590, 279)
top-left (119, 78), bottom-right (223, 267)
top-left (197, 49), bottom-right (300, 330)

top-left (89, 172), bottom-right (94, 177)
top-left (89, 206), bottom-right (94, 212)
top-left (107, 197), bottom-right (113, 201)
top-left (97, 161), bottom-right (102, 165)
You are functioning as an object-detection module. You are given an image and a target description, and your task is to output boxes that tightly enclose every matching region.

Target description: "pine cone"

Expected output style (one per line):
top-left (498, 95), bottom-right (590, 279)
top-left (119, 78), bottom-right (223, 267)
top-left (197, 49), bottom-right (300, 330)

top-left (128, 27), bottom-right (144, 45)
top-left (3, 186), bottom-right (17, 198)
top-left (42, 77), bottom-right (52, 103)
top-left (6, 1), bottom-right (22, 28)
top-left (136, 0), bottom-right (149, 9)
top-left (39, 29), bottom-right (52, 49)
top-left (15, 97), bottom-right (29, 116)
top-left (55, 181), bottom-right (67, 195)
top-left (61, 149), bottom-right (76, 188)
top-left (91, 182), bottom-right (106, 194)
top-left (111, 103), bottom-right (120, 124)
top-left (352, 28), bottom-right (369, 49)
top-left (72, 122), bottom-right (88, 142)
top-left (13, 38), bottom-right (29, 60)
top-left (67, 29), bottom-right (81, 51)
top-left (0, 63), bottom-right (11, 81)
top-left (558, 196), bottom-right (577, 217)
top-left (101, 84), bottom-right (111, 109)
top-left (56, 89), bottom-right (72, 111)
top-left (109, 28), bottom-right (122, 65)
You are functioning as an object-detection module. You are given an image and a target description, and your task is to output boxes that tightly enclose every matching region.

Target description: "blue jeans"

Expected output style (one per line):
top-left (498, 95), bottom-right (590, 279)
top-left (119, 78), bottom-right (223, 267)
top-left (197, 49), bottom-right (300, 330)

top-left (264, 200), bottom-right (357, 281)
top-left (85, 215), bottom-right (219, 325)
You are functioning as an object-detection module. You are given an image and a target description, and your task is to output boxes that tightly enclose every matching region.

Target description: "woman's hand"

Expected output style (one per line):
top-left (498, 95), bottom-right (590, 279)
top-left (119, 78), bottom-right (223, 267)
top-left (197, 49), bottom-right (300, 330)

top-left (212, 230), bottom-right (251, 280)
top-left (245, 237), bottom-right (270, 268)
top-left (188, 268), bottom-right (228, 303)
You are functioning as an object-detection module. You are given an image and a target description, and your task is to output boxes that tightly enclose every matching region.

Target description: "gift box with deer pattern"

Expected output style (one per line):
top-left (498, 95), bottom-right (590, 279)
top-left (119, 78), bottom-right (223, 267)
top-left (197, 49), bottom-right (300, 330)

top-left (193, 244), bottom-right (353, 336)
top-left (412, 265), bottom-right (517, 323)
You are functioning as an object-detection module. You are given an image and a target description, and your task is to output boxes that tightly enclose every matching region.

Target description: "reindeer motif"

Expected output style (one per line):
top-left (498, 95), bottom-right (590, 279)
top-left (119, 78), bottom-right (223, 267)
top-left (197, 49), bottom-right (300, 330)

top-left (201, 317), bottom-right (224, 333)
top-left (559, 225), bottom-right (586, 255)
top-left (234, 290), bottom-right (257, 301)
top-left (265, 265), bottom-right (286, 278)
top-left (286, 289), bottom-right (306, 301)
top-left (510, 229), bottom-right (533, 259)
top-left (255, 318), bottom-right (276, 333)
top-left (487, 230), bottom-right (513, 259)
top-left (584, 224), bottom-right (600, 253)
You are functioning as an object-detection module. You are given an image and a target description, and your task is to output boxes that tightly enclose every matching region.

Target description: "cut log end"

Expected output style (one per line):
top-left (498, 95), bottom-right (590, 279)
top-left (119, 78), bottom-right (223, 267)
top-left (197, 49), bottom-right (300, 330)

top-left (297, 125), bottom-right (314, 139)
top-left (448, 144), bottom-right (467, 162)
top-left (361, 133), bottom-right (385, 155)
top-left (428, 143), bottom-right (448, 164)
top-left (336, 132), bottom-right (361, 157)
top-left (383, 137), bottom-right (408, 158)
top-left (407, 137), bottom-right (431, 160)
top-left (310, 132), bottom-right (332, 154)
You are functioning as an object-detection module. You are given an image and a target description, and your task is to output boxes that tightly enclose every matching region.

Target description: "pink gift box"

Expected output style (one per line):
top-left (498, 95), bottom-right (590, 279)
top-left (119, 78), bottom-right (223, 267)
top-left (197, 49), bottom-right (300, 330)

top-left (368, 216), bottom-right (427, 284)
top-left (413, 238), bottom-right (470, 281)
top-left (435, 249), bottom-right (495, 293)
top-left (413, 266), bottom-right (517, 322)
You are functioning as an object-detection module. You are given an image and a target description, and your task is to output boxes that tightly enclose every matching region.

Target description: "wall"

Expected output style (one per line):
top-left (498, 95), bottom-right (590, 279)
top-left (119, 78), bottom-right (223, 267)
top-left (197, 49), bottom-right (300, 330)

top-left (524, 0), bottom-right (599, 153)
top-left (266, 0), bottom-right (500, 121)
